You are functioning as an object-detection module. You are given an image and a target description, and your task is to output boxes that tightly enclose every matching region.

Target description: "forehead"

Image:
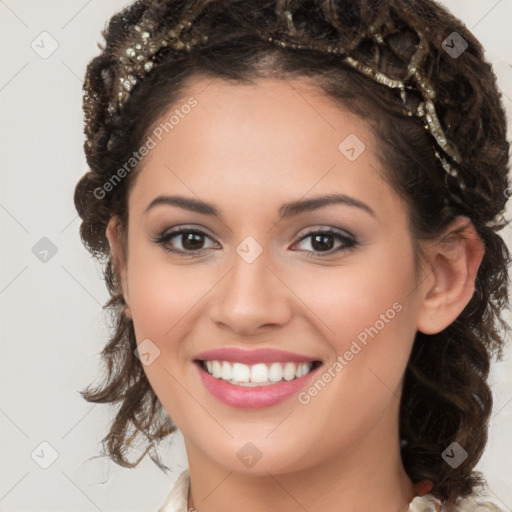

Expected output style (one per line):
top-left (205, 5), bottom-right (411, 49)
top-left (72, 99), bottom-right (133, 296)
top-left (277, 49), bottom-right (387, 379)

top-left (128, 75), bottom-right (405, 222)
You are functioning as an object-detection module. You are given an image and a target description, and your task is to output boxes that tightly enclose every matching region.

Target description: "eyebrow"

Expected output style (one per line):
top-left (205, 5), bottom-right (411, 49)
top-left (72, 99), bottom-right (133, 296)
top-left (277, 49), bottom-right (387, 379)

top-left (143, 193), bottom-right (376, 219)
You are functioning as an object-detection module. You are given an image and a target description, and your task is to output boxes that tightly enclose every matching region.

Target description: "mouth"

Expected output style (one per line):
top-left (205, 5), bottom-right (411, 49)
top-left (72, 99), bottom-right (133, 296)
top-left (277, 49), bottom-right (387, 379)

top-left (195, 359), bottom-right (323, 387)
top-left (192, 347), bottom-right (324, 408)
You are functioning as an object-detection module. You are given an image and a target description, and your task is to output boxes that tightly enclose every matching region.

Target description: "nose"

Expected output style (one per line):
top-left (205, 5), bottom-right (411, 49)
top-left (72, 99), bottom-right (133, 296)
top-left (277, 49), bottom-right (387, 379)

top-left (209, 245), bottom-right (293, 337)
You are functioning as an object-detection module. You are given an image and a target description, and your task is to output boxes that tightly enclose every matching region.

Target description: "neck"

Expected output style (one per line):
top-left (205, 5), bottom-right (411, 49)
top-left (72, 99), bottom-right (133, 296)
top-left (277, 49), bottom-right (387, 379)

top-left (185, 402), bottom-right (415, 512)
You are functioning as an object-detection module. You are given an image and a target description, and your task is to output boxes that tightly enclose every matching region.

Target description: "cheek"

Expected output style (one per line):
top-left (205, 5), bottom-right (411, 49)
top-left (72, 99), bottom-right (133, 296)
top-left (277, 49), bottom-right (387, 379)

top-left (124, 241), bottom-right (210, 383)
top-left (279, 253), bottom-right (419, 453)
top-left (293, 249), bottom-right (417, 346)
top-left (127, 257), bottom-right (213, 349)
top-left (125, 258), bottom-right (215, 427)
top-left (287, 244), bottom-right (419, 403)
top-left (125, 222), bottom-right (210, 329)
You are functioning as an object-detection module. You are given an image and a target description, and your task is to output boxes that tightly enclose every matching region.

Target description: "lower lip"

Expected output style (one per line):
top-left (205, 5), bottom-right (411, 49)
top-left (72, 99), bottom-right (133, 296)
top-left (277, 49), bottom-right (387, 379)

top-left (195, 362), bottom-right (322, 409)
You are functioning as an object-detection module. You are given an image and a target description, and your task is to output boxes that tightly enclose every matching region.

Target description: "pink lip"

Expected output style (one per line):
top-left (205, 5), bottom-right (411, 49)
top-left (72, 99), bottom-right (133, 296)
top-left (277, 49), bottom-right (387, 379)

top-left (195, 361), bottom-right (322, 409)
top-left (193, 347), bottom-right (320, 364)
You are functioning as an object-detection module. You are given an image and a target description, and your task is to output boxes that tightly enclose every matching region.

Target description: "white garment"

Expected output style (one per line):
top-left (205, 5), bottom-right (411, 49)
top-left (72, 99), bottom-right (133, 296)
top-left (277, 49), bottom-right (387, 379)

top-left (158, 469), bottom-right (506, 512)
top-left (158, 469), bottom-right (191, 512)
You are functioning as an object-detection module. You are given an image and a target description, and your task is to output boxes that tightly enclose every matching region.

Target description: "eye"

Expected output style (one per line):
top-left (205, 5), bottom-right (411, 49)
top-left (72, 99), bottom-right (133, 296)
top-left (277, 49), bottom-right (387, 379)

top-left (153, 227), bottom-right (219, 255)
top-left (153, 226), bottom-right (358, 258)
top-left (291, 228), bottom-right (358, 257)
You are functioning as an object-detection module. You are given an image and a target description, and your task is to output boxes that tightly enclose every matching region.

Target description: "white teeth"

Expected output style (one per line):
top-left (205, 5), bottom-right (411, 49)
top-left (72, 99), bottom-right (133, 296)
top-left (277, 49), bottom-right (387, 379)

top-left (221, 361), bottom-right (232, 380)
top-left (232, 362), bottom-right (250, 383)
top-left (250, 363), bottom-right (268, 383)
top-left (268, 362), bottom-right (283, 382)
top-left (283, 362), bottom-right (296, 381)
top-left (201, 360), bottom-right (316, 385)
top-left (211, 360), bottom-right (222, 378)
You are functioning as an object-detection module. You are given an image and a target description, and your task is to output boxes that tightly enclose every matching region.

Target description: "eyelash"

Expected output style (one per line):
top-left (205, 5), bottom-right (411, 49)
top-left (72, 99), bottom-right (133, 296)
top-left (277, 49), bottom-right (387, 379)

top-left (152, 226), bottom-right (359, 258)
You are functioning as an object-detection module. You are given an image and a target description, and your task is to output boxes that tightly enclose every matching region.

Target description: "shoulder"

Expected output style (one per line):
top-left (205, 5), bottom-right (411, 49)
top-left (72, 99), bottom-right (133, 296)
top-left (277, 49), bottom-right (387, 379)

top-left (409, 491), bottom-right (506, 512)
top-left (453, 494), bottom-right (506, 512)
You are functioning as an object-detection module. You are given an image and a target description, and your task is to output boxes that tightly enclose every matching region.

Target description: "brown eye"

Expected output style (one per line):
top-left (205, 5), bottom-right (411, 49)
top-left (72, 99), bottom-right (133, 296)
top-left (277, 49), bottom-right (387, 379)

top-left (153, 228), bottom-right (219, 255)
top-left (292, 229), bottom-right (358, 257)
top-left (180, 231), bottom-right (206, 251)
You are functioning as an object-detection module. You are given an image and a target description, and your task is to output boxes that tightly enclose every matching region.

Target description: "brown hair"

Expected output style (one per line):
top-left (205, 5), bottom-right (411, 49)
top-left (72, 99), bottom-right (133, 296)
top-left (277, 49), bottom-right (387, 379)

top-left (74, 0), bottom-right (511, 509)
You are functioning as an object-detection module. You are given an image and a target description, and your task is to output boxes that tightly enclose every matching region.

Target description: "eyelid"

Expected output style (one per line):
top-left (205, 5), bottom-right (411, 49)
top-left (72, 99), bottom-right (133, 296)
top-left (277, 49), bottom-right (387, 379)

top-left (294, 224), bottom-right (356, 241)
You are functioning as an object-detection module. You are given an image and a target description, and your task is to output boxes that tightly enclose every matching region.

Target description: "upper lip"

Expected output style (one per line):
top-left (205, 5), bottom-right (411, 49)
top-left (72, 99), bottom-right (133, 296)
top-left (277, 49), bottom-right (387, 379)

top-left (194, 347), bottom-right (321, 365)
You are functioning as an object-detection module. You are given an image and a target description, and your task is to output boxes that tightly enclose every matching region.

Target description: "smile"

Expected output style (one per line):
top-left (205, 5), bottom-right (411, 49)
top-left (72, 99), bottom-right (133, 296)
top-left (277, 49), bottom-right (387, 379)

top-left (199, 360), bottom-right (321, 386)
top-left (193, 347), bottom-right (323, 409)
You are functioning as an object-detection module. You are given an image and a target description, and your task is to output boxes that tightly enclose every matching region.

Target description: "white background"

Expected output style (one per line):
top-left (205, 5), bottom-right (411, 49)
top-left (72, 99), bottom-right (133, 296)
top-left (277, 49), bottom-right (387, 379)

top-left (1, 1), bottom-right (511, 511)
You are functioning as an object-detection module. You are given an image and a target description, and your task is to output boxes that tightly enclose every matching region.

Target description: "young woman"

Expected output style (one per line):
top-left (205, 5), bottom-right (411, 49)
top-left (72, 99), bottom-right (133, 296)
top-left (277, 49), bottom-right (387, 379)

top-left (74, 1), bottom-right (511, 511)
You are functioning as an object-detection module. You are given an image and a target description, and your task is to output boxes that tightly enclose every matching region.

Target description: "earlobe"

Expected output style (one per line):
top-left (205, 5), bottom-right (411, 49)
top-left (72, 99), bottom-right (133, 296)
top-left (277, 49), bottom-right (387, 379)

top-left (105, 217), bottom-right (132, 318)
top-left (416, 217), bottom-right (485, 335)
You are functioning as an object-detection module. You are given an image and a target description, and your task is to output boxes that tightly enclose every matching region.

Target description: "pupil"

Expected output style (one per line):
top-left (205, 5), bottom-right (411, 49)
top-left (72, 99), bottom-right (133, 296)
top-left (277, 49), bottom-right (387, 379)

top-left (183, 232), bottom-right (204, 250)
top-left (312, 234), bottom-right (333, 251)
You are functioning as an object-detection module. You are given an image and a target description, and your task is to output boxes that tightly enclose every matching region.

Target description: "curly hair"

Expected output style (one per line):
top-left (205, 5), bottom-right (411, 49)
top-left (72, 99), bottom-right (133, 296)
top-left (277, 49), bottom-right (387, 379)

top-left (74, 0), bottom-right (511, 509)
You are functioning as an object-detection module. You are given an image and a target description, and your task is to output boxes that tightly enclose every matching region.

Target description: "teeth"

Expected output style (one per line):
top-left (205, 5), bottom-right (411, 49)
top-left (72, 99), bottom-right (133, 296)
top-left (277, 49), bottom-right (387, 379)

top-left (234, 362), bottom-right (251, 382)
top-left (221, 361), bottom-right (232, 381)
top-left (212, 361), bottom-right (222, 378)
top-left (283, 362), bottom-right (296, 381)
top-left (201, 360), bottom-right (315, 385)
top-left (268, 362), bottom-right (283, 382)
top-left (250, 363), bottom-right (268, 383)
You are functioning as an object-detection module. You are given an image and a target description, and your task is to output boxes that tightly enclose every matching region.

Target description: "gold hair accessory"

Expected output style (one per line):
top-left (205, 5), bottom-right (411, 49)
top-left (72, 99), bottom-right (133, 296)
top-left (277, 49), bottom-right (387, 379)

top-left (84, 5), bottom-right (465, 190)
top-left (107, 18), bottom-right (207, 117)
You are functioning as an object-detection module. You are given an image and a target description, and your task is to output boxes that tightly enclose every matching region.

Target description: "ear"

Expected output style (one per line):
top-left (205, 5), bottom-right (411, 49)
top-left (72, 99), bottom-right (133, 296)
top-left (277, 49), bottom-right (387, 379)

top-left (416, 216), bottom-right (485, 335)
top-left (105, 216), bottom-right (132, 319)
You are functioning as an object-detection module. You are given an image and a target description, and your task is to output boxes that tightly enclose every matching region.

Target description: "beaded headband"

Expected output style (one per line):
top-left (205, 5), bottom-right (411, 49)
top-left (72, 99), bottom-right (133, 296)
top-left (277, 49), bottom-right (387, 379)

top-left (84, 3), bottom-right (465, 190)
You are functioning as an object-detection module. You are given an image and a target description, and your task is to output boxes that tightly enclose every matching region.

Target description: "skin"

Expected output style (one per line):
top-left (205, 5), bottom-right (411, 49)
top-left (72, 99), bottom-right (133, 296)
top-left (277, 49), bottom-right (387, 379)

top-left (106, 76), bottom-right (484, 512)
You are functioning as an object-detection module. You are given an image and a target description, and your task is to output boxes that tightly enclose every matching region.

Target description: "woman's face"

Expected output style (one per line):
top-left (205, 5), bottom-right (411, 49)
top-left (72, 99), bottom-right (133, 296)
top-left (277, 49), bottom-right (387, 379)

top-left (112, 76), bottom-right (428, 475)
